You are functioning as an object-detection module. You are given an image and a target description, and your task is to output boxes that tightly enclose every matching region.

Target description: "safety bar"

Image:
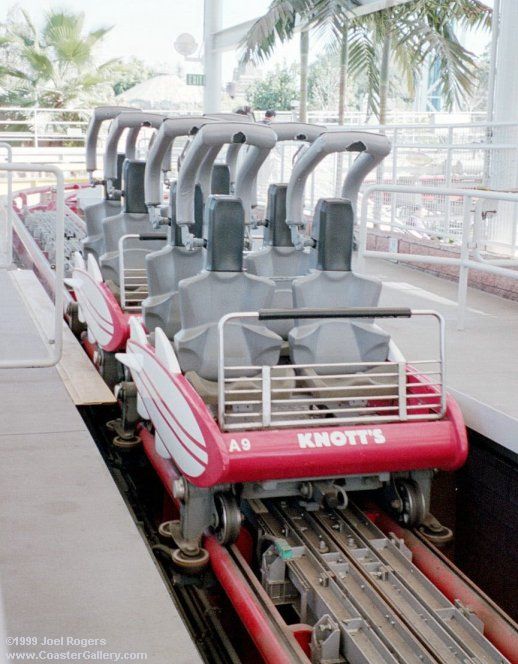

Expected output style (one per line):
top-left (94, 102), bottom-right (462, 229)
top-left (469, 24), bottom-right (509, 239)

top-left (203, 115), bottom-right (253, 191)
top-left (176, 122), bottom-right (277, 243)
top-left (204, 113), bottom-right (252, 123)
top-left (238, 122), bottom-right (327, 219)
top-left (196, 118), bottom-right (253, 198)
top-left (217, 309), bottom-right (445, 431)
top-left (104, 111), bottom-right (166, 182)
top-left (286, 130), bottom-right (391, 248)
top-left (85, 105), bottom-right (138, 176)
top-left (0, 163), bottom-right (64, 368)
top-left (144, 116), bottom-right (207, 209)
top-left (271, 122), bottom-right (326, 143)
top-left (258, 307), bottom-right (412, 320)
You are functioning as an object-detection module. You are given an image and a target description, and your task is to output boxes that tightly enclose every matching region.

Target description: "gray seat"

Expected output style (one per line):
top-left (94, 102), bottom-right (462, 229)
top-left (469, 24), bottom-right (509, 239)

top-left (142, 182), bottom-right (205, 338)
top-left (99, 160), bottom-right (165, 286)
top-left (245, 184), bottom-right (310, 338)
top-left (81, 153), bottom-right (124, 260)
top-left (289, 198), bottom-right (390, 373)
top-left (174, 196), bottom-right (283, 383)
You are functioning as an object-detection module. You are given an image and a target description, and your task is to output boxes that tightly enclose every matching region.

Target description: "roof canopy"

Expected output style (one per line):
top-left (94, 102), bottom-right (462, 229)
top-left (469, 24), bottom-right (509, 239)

top-left (212, 0), bottom-right (415, 52)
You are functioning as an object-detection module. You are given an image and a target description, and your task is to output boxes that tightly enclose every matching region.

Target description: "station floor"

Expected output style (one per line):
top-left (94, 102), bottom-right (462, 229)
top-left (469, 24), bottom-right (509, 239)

top-left (360, 256), bottom-right (518, 455)
top-left (0, 269), bottom-right (201, 663)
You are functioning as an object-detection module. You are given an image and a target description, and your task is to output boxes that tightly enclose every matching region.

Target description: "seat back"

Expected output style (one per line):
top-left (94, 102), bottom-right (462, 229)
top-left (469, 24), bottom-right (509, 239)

top-left (175, 197), bottom-right (281, 381)
top-left (81, 153), bottom-right (124, 260)
top-left (99, 160), bottom-right (165, 285)
top-left (290, 199), bottom-right (389, 373)
top-left (246, 184), bottom-right (310, 337)
top-left (211, 163), bottom-right (231, 194)
top-left (142, 182), bottom-right (205, 337)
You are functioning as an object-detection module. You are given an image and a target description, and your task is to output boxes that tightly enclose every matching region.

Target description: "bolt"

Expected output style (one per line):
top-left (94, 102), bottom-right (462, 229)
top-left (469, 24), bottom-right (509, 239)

top-left (172, 478), bottom-right (186, 501)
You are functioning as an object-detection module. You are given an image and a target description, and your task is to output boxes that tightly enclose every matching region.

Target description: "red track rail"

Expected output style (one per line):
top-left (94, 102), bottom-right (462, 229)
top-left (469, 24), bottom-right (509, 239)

top-left (139, 426), bottom-right (306, 663)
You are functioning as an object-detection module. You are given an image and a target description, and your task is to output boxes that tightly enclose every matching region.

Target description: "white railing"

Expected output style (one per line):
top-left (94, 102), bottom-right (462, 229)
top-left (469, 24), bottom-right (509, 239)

top-left (0, 106), bottom-right (486, 146)
top-left (0, 163), bottom-right (64, 367)
top-left (216, 310), bottom-right (445, 432)
top-left (263, 120), bottom-right (518, 204)
top-left (358, 184), bottom-right (518, 330)
top-left (0, 143), bottom-right (13, 268)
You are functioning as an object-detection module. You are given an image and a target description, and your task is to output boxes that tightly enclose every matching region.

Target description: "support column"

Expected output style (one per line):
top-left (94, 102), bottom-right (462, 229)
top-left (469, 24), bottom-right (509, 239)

top-left (203, 0), bottom-right (223, 113)
top-left (492, 0), bottom-right (518, 125)
top-left (490, 0), bottom-right (518, 252)
top-left (491, 0), bottom-right (518, 190)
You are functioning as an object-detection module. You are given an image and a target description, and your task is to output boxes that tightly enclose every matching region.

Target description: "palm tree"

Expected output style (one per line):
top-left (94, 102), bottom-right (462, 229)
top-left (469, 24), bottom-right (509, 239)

top-left (0, 8), bottom-right (118, 108)
top-left (240, 0), bottom-right (491, 125)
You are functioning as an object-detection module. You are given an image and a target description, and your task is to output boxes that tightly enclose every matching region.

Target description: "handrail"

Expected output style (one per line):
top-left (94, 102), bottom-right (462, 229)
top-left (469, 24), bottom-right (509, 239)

top-left (358, 184), bottom-right (518, 330)
top-left (118, 233), bottom-right (149, 312)
top-left (0, 163), bottom-right (64, 368)
top-left (0, 142), bottom-right (13, 268)
top-left (216, 309), bottom-right (445, 431)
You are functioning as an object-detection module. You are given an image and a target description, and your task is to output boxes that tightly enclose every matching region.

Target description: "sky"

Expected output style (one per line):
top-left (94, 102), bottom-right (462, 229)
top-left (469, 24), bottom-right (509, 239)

top-left (1, 0), bottom-right (278, 80)
top-left (1, 0), bottom-right (492, 82)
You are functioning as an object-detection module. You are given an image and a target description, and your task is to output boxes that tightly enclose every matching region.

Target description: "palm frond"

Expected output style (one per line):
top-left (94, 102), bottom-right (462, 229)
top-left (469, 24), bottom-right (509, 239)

top-left (347, 24), bottom-right (380, 118)
top-left (240, 1), bottom-right (301, 64)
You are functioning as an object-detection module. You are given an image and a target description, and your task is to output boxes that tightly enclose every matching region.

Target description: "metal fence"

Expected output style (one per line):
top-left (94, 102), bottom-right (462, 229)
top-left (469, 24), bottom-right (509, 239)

top-left (0, 159), bottom-right (65, 368)
top-left (358, 185), bottom-right (518, 329)
top-left (255, 120), bottom-right (518, 260)
top-left (0, 106), bottom-right (487, 147)
top-left (2, 108), bottom-right (518, 259)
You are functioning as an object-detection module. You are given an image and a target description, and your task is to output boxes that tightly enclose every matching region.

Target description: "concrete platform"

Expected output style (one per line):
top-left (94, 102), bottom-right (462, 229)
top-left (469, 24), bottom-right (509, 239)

top-left (0, 269), bottom-right (201, 663)
top-left (359, 257), bottom-right (518, 454)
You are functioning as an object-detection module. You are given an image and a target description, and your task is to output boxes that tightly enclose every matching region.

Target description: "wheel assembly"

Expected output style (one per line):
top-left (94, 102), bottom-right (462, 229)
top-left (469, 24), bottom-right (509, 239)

top-left (171, 547), bottom-right (209, 574)
top-left (418, 513), bottom-right (454, 545)
top-left (394, 479), bottom-right (427, 527)
top-left (212, 493), bottom-right (242, 545)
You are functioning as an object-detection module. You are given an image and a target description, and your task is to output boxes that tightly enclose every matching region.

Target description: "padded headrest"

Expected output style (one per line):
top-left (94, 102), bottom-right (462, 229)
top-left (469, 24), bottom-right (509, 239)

top-left (168, 181), bottom-right (204, 246)
top-left (264, 184), bottom-right (293, 247)
top-left (123, 159), bottom-right (147, 214)
top-left (211, 164), bottom-right (231, 194)
top-left (104, 153), bottom-right (125, 200)
top-left (204, 196), bottom-right (244, 272)
top-left (311, 198), bottom-right (354, 271)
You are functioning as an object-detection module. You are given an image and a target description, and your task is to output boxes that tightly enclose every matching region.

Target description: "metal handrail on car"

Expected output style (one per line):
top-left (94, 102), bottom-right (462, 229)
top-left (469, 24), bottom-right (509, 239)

top-left (217, 308), bottom-right (445, 431)
top-left (118, 232), bottom-right (167, 312)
